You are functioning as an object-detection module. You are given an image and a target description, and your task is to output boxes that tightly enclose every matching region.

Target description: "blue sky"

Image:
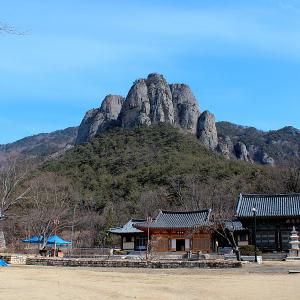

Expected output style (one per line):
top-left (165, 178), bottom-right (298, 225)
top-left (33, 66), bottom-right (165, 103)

top-left (1, 0), bottom-right (300, 144)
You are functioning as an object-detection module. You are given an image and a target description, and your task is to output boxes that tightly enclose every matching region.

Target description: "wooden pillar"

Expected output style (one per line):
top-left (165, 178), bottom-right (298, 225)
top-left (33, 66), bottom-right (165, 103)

top-left (185, 239), bottom-right (190, 250)
top-left (171, 239), bottom-right (176, 251)
top-left (121, 234), bottom-right (123, 250)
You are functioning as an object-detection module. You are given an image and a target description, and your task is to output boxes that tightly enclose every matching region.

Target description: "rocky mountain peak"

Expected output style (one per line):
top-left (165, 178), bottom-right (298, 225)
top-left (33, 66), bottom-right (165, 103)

top-left (100, 95), bottom-right (124, 119)
top-left (118, 73), bottom-right (200, 131)
top-left (2, 73), bottom-right (300, 168)
top-left (77, 74), bottom-right (200, 143)
top-left (147, 72), bottom-right (167, 81)
top-left (170, 83), bottom-right (200, 134)
top-left (74, 73), bottom-right (283, 166)
top-left (76, 94), bottom-right (124, 144)
top-left (76, 74), bottom-right (215, 155)
top-left (197, 111), bottom-right (218, 150)
top-left (278, 126), bottom-right (300, 136)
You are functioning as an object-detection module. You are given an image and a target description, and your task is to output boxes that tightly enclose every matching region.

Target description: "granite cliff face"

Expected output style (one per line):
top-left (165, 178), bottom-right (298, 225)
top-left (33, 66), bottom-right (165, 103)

top-left (197, 111), bottom-right (218, 150)
top-left (77, 73), bottom-right (201, 144)
top-left (118, 73), bottom-right (200, 133)
top-left (68, 73), bottom-right (300, 166)
top-left (76, 95), bottom-right (124, 144)
top-left (234, 142), bottom-right (253, 163)
top-left (217, 136), bottom-right (234, 160)
top-left (118, 74), bottom-right (175, 128)
top-left (1, 73), bottom-right (299, 167)
top-left (170, 83), bottom-right (200, 134)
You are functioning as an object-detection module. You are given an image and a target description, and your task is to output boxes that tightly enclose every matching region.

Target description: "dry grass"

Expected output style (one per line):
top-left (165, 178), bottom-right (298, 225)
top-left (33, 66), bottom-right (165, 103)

top-left (0, 263), bottom-right (300, 300)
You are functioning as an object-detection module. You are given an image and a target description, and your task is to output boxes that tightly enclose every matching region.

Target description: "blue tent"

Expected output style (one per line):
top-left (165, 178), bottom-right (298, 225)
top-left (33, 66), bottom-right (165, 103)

top-left (22, 235), bottom-right (71, 246)
top-left (22, 236), bottom-right (44, 244)
top-left (46, 235), bottom-right (71, 245)
top-left (0, 259), bottom-right (9, 267)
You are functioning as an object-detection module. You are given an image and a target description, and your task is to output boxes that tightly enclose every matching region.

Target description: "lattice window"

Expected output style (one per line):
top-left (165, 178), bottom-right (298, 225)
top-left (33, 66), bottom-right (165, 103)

top-left (256, 231), bottom-right (276, 248)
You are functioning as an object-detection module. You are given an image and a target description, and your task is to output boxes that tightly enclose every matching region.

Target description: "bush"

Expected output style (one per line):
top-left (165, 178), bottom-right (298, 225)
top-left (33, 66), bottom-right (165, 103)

top-left (239, 245), bottom-right (262, 256)
top-left (113, 249), bottom-right (128, 255)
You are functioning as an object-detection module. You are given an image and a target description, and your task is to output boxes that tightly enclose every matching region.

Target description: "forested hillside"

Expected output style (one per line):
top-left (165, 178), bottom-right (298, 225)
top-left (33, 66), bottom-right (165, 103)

top-left (43, 124), bottom-right (282, 221)
top-left (0, 127), bottom-right (78, 165)
top-left (2, 124), bottom-right (299, 249)
top-left (217, 122), bottom-right (300, 163)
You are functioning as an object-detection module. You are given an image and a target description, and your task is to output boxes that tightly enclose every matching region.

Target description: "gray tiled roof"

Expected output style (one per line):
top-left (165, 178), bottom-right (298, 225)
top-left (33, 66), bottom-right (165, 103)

top-left (109, 219), bottom-right (146, 234)
top-left (224, 220), bottom-right (246, 231)
top-left (236, 193), bottom-right (300, 218)
top-left (135, 209), bottom-right (211, 229)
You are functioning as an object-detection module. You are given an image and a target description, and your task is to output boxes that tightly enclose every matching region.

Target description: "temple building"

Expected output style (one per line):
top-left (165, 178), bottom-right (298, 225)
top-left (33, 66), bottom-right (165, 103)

top-left (135, 210), bottom-right (212, 253)
top-left (236, 193), bottom-right (300, 252)
top-left (110, 194), bottom-right (300, 254)
top-left (110, 209), bottom-right (213, 253)
top-left (109, 219), bottom-right (147, 251)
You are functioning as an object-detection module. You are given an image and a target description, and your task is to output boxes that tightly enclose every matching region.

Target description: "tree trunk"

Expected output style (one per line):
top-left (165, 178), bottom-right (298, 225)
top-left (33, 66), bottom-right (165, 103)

top-left (0, 225), bottom-right (6, 250)
top-left (233, 247), bottom-right (241, 261)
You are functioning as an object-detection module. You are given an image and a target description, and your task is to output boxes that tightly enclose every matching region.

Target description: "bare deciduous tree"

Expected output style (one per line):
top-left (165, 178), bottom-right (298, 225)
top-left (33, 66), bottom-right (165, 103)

top-left (0, 158), bottom-right (31, 221)
top-left (137, 189), bottom-right (168, 217)
top-left (0, 157), bottom-right (31, 249)
top-left (282, 159), bottom-right (300, 193)
top-left (210, 218), bottom-right (241, 261)
top-left (0, 21), bottom-right (26, 35)
top-left (22, 173), bottom-right (75, 248)
top-left (168, 175), bottom-right (242, 260)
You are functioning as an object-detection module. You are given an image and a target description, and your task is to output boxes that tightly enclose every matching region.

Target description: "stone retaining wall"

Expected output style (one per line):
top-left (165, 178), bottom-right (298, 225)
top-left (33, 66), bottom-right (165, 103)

top-left (26, 257), bottom-right (241, 269)
top-left (0, 254), bottom-right (29, 264)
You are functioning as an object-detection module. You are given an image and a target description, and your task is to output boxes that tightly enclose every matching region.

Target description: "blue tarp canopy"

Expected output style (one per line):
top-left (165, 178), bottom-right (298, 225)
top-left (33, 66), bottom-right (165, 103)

top-left (45, 235), bottom-right (71, 245)
top-left (22, 236), bottom-right (43, 244)
top-left (22, 235), bottom-right (71, 245)
top-left (0, 259), bottom-right (9, 267)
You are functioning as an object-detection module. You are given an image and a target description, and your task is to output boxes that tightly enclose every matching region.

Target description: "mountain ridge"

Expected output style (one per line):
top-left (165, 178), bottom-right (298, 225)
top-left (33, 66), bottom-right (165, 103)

top-left (0, 126), bottom-right (78, 164)
top-left (1, 73), bottom-right (300, 167)
top-left (43, 123), bottom-right (273, 215)
top-left (74, 73), bottom-right (300, 166)
top-left (216, 121), bottom-right (300, 164)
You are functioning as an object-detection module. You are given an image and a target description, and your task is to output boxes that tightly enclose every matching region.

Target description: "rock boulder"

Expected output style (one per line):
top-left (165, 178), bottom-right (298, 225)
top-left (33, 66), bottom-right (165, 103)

top-left (76, 95), bottom-right (124, 144)
top-left (217, 136), bottom-right (234, 159)
top-left (170, 84), bottom-right (200, 134)
top-left (119, 73), bottom-right (175, 128)
top-left (234, 142), bottom-right (253, 163)
top-left (197, 111), bottom-right (218, 150)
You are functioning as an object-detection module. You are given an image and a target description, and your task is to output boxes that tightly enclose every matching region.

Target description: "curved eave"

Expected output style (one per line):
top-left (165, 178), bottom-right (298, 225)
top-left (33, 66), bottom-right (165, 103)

top-left (109, 230), bottom-right (142, 234)
top-left (237, 215), bottom-right (300, 219)
top-left (135, 225), bottom-right (210, 230)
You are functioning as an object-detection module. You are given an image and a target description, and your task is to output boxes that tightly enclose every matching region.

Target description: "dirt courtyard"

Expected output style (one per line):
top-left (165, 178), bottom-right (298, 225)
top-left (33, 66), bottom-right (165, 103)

top-left (0, 262), bottom-right (300, 300)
